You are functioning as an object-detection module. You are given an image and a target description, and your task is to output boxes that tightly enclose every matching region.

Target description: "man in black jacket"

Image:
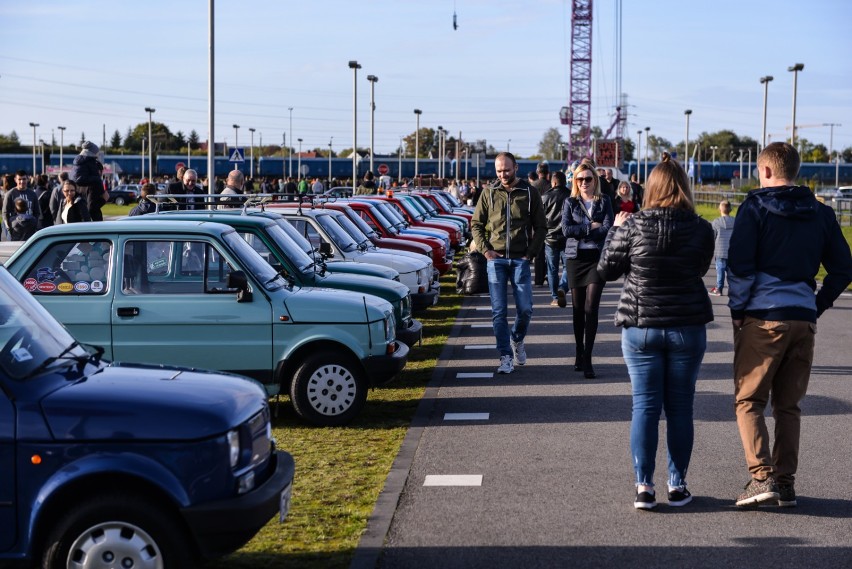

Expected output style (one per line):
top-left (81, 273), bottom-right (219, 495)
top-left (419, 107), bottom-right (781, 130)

top-left (541, 171), bottom-right (571, 306)
top-left (728, 142), bottom-right (852, 508)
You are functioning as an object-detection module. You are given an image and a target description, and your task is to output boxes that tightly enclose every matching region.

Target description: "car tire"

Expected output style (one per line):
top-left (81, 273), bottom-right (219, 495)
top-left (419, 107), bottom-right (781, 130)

top-left (42, 493), bottom-right (195, 569)
top-left (289, 351), bottom-right (367, 426)
top-left (114, 196), bottom-right (126, 206)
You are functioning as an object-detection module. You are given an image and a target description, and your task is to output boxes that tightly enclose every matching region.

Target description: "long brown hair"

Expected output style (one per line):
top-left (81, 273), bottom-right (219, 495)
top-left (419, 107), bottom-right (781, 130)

top-left (643, 152), bottom-right (693, 211)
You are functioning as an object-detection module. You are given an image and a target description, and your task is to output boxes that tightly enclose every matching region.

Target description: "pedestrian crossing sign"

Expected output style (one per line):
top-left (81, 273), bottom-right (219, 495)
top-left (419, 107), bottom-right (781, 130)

top-left (229, 148), bottom-right (245, 163)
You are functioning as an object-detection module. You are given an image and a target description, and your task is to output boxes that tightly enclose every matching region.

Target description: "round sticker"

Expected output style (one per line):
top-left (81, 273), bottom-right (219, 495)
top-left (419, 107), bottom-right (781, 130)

top-left (57, 282), bottom-right (74, 293)
top-left (74, 281), bottom-right (90, 292)
top-left (24, 278), bottom-right (38, 291)
top-left (37, 282), bottom-right (56, 293)
top-left (90, 280), bottom-right (104, 293)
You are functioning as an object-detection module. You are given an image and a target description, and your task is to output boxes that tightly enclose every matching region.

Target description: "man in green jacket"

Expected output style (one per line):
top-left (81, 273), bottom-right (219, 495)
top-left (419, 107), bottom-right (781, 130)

top-left (471, 152), bottom-right (547, 374)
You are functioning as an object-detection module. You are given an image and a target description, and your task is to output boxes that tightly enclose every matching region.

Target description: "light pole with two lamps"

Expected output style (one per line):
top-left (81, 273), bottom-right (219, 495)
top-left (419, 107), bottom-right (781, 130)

top-left (367, 74), bottom-right (378, 175)
top-left (349, 61), bottom-right (361, 193)
top-left (144, 107), bottom-right (156, 182)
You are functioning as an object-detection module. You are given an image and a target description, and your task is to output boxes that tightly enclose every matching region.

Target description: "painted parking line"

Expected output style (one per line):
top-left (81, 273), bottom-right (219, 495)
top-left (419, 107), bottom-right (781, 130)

top-left (470, 324), bottom-right (492, 328)
top-left (464, 344), bottom-right (496, 350)
top-left (423, 475), bottom-right (483, 487)
top-left (444, 413), bottom-right (490, 421)
top-left (455, 372), bottom-right (493, 379)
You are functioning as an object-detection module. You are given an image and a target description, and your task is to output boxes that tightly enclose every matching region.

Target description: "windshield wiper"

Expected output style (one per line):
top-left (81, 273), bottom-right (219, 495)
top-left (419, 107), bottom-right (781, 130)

top-left (23, 341), bottom-right (99, 380)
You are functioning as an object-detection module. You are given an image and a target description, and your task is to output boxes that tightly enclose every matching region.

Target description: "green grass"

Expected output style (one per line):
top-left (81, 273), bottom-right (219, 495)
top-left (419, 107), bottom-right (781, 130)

top-left (204, 274), bottom-right (463, 569)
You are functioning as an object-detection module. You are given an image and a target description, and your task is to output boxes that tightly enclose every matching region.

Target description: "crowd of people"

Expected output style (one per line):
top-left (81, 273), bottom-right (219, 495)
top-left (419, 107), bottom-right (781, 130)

top-left (470, 145), bottom-right (852, 511)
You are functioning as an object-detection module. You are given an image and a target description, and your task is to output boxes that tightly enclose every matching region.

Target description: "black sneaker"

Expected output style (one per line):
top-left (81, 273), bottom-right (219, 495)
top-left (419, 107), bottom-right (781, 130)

top-left (736, 477), bottom-right (780, 507)
top-left (556, 289), bottom-right (567, 308)
top-left (778, 484), bottom-right (797, 507)
top-left (668, 487), bottom-right (693, 507)
top-left (634, 491), bottom-right (657, 510)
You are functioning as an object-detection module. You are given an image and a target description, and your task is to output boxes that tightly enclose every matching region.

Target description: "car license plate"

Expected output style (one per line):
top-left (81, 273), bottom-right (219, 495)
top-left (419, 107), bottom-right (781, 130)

top-left (279, 484), bottom-right (292, 523)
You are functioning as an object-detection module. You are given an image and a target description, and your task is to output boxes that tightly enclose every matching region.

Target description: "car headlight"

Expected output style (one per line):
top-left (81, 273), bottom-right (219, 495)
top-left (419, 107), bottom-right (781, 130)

top-left (385, 315), bottom-right (395, 341)
top-left (227, 429), bottom-right (240, 468)
top-left (401, 294), bottom-right (412, 319)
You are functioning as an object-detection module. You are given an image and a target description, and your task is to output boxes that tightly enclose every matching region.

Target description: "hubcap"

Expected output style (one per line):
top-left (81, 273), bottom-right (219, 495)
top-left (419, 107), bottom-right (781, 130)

top-left (306, 364), bottom-right (357, 416)
top-left (68, 522), bottom-right (163, 569)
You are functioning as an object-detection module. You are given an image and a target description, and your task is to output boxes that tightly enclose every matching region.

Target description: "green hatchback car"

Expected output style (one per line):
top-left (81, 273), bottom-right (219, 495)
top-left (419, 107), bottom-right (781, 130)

top-left (4, 220), bottom-right (409, 426)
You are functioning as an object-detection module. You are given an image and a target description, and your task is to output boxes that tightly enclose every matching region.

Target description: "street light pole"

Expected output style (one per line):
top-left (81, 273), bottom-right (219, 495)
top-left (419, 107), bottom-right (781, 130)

top-left (28, 122), bottom-right (39, 177)
top-left (760, 75), bottom-right (774, 150)
top-left (636, 130), bottom-right (642, 181)
top-left (349, 61), bottom-right (361, 194)
top-left (438, 126), bottom-right (444, 179)
top-left (297, 138), bottom-right (303, 181)
top-left (367, 74), bottom-right (378, 175)
top-left (144, 107), bottom-right (156, 182)
top-left (825, 122), bottom-right (842, 188)
top-left (232, 124), bottom-right (240, 171)
top-left (644, 126), bottom-right (650, 182)
top-left (288, 107), bottom-right (293, 178)
top-left (248, 127), bottom-right (256, 178)
top-left (57, 126), bottom-right (66, 174)
top-left (328, 137), bottom-right (333, 185)
top-left (414, 109), bottom-right (422, 180)
top-left (710, 145), bottom-right (718, 163)
top-left (684, 109), bottom-right (692, 173)
top-left (141, 137), bottom-right (146, 178)
top-left (788, 63), bottom-right (804, 146)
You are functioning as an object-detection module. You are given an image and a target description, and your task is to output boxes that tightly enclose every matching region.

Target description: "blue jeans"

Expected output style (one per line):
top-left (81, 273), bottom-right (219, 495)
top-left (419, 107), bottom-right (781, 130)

top-left (715, 257), bottom-right (728, 290)
top-left (487, 258), bottom-right (533, 357)
top-left (622, 325), bottom-right (707, 489)
top-left (544, 243), bottom-right (569, 299)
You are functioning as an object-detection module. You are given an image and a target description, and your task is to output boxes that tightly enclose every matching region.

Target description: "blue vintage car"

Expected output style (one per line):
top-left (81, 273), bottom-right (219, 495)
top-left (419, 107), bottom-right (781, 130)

top-left (4, 219), bottom-right (409, 426)
top-left (0, 266), bottom-right (295, 566)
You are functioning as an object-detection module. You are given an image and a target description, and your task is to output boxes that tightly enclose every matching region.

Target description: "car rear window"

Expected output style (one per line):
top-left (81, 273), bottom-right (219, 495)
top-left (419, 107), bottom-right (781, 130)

top-left (22, 240), bottom-right (112, 295)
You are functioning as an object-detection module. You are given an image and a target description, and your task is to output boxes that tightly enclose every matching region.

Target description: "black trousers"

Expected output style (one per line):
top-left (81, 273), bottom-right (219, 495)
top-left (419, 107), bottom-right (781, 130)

top-left (534, 250), bottom-right (547, 285)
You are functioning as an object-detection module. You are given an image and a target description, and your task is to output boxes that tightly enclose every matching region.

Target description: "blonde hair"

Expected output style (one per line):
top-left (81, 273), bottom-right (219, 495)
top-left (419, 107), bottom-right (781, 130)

top-left (617, 181), bottom-right (632, 199)
top-left (643, 152), bottom-right (694, 211)
top-left (570, 163), bottom-right (601, 200)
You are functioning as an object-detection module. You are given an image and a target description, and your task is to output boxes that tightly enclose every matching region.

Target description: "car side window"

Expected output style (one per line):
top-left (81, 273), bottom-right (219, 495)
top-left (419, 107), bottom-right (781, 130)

top-left (22, 240), bottom-right (112, 295)
top-left (122, 239), bottom-right (238, 295)
top-left (286, 219), bottom-right (322, 249)
top-left (358, 211), bottom-right (379, 230)
top-left (238, 231), bottom-right (286, 275)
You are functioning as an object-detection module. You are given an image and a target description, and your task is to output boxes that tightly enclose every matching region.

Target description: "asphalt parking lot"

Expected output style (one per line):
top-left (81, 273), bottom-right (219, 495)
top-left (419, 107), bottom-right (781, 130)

top-left (353, 277), bottom-right (852, 569)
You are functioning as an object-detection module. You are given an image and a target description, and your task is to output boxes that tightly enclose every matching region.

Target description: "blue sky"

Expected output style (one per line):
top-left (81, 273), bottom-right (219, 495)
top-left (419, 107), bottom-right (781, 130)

top-left (1, 0), bottom-right (850, 159)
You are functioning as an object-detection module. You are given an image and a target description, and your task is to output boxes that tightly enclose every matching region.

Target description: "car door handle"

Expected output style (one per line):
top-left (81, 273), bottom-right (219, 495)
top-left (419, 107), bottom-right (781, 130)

top-left (117, 307), bottom-right (140, 317)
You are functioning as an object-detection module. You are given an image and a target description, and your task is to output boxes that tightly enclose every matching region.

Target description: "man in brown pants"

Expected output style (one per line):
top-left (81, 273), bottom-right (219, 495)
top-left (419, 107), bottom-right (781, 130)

top-left (727, 142), bottom-right (852, 507)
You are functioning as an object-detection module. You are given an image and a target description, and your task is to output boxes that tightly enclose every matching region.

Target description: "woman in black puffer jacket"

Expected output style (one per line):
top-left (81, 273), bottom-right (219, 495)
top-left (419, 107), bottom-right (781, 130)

top-left (597, 152), bottom-right (713, 511)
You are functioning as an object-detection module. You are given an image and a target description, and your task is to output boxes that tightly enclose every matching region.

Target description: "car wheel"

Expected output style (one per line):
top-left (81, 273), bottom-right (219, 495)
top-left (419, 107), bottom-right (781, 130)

top-left (114, 196), bottom-right (126, 206)
top-left (42, 493), bottom-right (195, 569)
top-left (289, 351), bottom-right (367, 426)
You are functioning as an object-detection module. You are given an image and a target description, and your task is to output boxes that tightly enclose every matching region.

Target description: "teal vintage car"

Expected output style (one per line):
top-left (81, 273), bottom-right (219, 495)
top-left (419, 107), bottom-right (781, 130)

top-left (4, 220), bottom-right (409, 426)
top-left (123, 209), bottom-right (423, 347)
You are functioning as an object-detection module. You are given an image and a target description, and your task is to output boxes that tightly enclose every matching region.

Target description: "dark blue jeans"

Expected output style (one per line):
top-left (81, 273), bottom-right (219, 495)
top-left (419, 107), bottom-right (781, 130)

top-left (486, 258), bottom-right (533, 357)
top-left (544, 243), bottom-right (569, 299)
top-left (622, 324), bottom-right (707, 489)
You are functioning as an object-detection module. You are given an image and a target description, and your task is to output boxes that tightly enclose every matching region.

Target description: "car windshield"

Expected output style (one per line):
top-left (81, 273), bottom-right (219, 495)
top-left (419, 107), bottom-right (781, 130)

top-left (375, 201), bottom-right (407, 227)
top-left (441, 192), bottom-right (463, 207)
top-left (360, 203), bottom-right (399, 236)
top-left (412, 195), bottom-right (439, 215)
top-left (221, 231), bottom-right (285, 291)
top-left (430, 193), bottom-right (453, 210)
top-left (333, 213), bottom-right (373, 249)
top-left (0, 268), bottom-right (87, 381)
top-left (263, 224), bottom-right (316, 272)
top-left (341, 208), bottom-right (379, 239)
top-left (315, 213), bottom-right (360, 253)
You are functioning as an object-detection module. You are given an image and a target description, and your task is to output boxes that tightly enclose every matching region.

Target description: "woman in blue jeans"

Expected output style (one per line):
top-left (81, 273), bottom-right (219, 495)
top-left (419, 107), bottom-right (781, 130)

top-left (597, 153), bottom-right (714, 510)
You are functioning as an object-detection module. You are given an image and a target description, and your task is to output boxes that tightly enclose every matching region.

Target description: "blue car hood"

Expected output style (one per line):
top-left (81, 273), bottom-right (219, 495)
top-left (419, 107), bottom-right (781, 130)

top-left (41, 363), bottom-right (267, 441)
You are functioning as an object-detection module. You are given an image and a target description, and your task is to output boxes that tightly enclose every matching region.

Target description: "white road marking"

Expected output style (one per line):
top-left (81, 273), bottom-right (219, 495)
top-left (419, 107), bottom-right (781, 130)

top-left (444, 412), bottom-right (490, 421)
top-left (456, 372), bottom-right (494, 379)
top-left (423, 475), bottom-right (483, 487)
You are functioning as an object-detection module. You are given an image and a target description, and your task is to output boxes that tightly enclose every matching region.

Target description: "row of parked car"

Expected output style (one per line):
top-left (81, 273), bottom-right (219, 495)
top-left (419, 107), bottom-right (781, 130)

top-left (0, 187), bottom-right (472, 567)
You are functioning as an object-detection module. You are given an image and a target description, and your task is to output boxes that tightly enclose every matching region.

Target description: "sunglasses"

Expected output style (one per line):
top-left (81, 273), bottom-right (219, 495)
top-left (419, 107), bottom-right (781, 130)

top-left (576, 176), bottom-right (594, 183)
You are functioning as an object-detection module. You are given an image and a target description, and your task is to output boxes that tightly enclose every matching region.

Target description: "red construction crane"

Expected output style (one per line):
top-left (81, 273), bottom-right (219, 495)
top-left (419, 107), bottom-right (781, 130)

top-left (560, 0), bottom-right (593, 164)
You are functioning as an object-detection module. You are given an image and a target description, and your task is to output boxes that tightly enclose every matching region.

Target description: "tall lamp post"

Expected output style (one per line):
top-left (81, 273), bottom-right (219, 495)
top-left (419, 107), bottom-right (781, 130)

top-left (644, 126), bottom-right (650, 182)
top-left (683, 109), bottom-right (692, 172)
top-left (29, 122), bottom-right (39, 176)
top-left (437, 126), bottom-right (444, 179)
top-left (328, 137), bottom-right (333, 185)
top-left (635, 130), bottom-right (642, 181)
top-left (288, 107), bottom-right (293, 178)
top-left (248, 127), bottom-right (256, 178)
top-left (788, 63), bottom-right (804, 146)
top-left (349, 60), bottom-right (361, 194)
top-left (141, 137), bottom-right (146, 178)
top-left (231, 124), bottom-right (240, 170)
top-left (710, 145), bottom-right (718, 163)
top-left (825, 122), bottom-right (842, 188)
top-left (367, 74), bottom-right (378, 175)
top-left (413, 109), bottom-right (422, 179)
top-left (297, 138), bottom-right (303, 180)
top-left (144, 107), bottom-right (155, 181)
top-left (760, 75), bottom-right (774, 150)
top-left (57, 126), bottom-right (66, 173)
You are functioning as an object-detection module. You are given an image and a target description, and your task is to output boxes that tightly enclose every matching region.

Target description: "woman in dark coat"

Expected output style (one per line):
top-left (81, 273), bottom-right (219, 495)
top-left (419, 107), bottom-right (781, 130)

top-left (561, 162), bottom-right (614, 378)
top-left (55, 181), bottom-right (92, 225)
top-left (597, 152), bottom-right (714, 510)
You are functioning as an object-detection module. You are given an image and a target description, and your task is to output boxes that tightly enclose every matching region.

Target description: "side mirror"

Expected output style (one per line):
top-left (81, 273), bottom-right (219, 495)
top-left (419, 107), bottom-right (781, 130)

top-left (319, 242), bottom-right (333, 258)
top-left (227, 270), bottom-right (253, 302)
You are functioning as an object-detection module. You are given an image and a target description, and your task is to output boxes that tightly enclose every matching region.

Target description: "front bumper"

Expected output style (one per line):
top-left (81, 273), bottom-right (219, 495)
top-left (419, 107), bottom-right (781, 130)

top-left (396, 317), bottom-right (423, 347)
top-left (411, 289), bottom-right (439, 312)
top-left (182, 450), bottom-right (296, 559)
top-left (363, 340), bottom-right (410, 385)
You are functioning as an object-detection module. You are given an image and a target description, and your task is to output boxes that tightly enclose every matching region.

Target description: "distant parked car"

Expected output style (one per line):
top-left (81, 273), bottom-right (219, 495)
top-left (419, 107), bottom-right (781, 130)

top-left (836, 186), bottom-right (852, 199)
top-left (109, 183), bottom-right (141, 206)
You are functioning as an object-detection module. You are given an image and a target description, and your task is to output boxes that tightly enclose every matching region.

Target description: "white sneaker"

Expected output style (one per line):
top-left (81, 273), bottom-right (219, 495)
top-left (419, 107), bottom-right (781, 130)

top-left (497, 355), bottom-right (514, 374)
top-left (511, 340), bottom-right (527, 366)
